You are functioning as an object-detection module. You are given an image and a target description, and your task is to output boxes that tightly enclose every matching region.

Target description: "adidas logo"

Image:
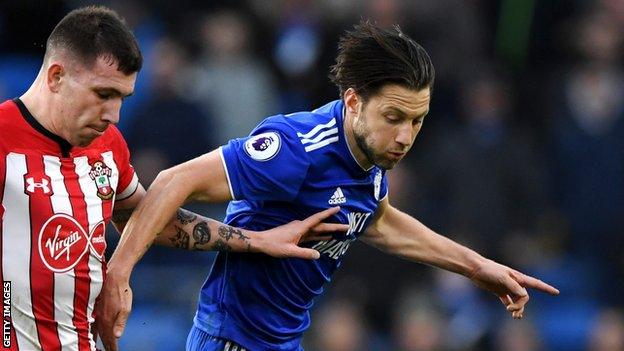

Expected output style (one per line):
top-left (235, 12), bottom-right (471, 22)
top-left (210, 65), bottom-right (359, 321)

top-left (328, 187), bottom-right (346, 205)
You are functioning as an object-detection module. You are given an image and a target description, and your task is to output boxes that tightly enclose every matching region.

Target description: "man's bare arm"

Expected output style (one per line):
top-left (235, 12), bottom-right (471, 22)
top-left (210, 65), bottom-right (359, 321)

top-left (110, 184), bottom-right (253, 253)
top-left (157, 208), bottom-right (254, 253)
top-left (362, 197), bottom-right (559, 319)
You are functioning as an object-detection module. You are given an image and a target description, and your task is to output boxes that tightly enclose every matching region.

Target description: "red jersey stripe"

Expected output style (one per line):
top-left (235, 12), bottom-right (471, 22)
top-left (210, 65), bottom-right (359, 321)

top-left (25, 155), bottom-right (62, 351)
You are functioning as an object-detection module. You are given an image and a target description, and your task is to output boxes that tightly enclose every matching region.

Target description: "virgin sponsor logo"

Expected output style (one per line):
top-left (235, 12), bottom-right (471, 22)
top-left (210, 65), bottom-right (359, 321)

top-left (3, 281), bottom-right (10, 348)
top-left (38, 214), bottom-right (106, 272)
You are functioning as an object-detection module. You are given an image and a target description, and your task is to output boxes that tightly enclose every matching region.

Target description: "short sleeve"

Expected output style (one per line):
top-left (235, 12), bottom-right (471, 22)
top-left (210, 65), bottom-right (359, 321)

top-left (110, 126), bottom-right (139, 201)
top-left (220, 120), bottom-right (310, 202)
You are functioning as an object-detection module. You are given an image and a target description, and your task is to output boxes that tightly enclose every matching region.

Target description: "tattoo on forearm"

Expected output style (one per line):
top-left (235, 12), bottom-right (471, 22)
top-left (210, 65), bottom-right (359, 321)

top-left (111, 208), bottom-right (134, 223)
top-left (170, 226), bottom-right (190, 249)
top-left (192, 221), bottom-right (211, 250)
top-left (212, 239), bottom-right (231, 252)
top-left (217, 225), bottom-right (251, 252)
top-left (176, 208), bottom-right (197, 225)
top-left (218, 226), bottom-right (250, 241)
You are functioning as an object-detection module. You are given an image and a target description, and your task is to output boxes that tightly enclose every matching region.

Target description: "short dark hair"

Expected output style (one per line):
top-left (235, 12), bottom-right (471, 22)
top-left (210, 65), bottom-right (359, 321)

top-left (46, 5), bottom-right (142, 75)
top-left (330, 21), bottom-right (435, 101)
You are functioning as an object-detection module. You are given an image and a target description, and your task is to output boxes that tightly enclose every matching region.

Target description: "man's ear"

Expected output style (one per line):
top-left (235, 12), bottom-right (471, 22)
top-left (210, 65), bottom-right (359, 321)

top-left (46, 62), bottom-right (64, 93)
top-left (343, 88), bottom-right (361, 116)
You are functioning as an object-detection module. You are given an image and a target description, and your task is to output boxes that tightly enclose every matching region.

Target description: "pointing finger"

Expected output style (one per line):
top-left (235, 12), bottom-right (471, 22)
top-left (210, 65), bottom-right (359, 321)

top-left (513, 272), bottom-right (560, 295)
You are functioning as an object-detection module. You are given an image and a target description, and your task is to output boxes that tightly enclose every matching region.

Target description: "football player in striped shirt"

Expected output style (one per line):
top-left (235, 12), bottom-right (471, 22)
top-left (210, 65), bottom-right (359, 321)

top-left (101, 21), bottom-right (560, 351)
top-left (0, 6), bottom-right (347, 351)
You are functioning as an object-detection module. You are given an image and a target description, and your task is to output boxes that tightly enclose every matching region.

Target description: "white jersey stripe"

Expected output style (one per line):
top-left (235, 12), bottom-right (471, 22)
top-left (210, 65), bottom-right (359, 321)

top-left (75, 156), bottom-right (109, 351)
top-left (3, 153), bottom-right (41, 349)
top-left (299, 128), bottom-right (338, 145)
top-left (44, 155), bottom-right (80, 351)
top-left (296, 118), bottom-right (336, 139)
top-left (219, 147), bottom-right (236, 200)
top-left (304, 136), bottom-right (340, 152)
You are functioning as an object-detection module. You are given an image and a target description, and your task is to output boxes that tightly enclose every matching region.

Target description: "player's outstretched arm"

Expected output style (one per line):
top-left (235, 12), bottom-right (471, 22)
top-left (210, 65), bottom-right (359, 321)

top-left (361, 197), bottom-right (559, 320)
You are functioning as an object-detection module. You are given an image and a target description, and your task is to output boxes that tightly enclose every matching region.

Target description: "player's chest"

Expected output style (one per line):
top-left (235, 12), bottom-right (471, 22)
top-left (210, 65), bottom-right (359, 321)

top-left (299, 171), bottom-right (383, 235)
top-left (2, 149), bottom-right (119, 217)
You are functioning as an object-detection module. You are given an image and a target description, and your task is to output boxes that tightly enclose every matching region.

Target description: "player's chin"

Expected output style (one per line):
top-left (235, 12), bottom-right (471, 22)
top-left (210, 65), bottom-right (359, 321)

top-left (75, 132), bottom-right (99, 147)
top-left (375, 157), bottom-right (400, 170)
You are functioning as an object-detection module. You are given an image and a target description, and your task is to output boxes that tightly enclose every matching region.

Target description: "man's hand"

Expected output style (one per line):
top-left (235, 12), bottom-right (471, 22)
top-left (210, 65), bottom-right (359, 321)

top-left (468, 259), bottom-right (559, 319)
top-left (96, 271), bottom-right (132, 351)
top-left (254, 206), bottom-right (349, 259)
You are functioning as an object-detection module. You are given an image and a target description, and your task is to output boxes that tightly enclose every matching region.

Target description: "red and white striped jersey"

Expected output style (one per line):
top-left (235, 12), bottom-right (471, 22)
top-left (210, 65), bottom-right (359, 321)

top-left (0, 99), bottom-right (138, 351)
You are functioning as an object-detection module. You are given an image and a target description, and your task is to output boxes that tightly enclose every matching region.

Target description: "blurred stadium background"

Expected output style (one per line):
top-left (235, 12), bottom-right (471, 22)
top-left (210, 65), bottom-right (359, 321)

top-left (2, 0), bottom-right (624, 350)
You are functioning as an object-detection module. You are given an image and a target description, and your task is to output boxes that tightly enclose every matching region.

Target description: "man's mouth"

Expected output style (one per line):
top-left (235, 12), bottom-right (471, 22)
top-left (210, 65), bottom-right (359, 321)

top-left (90, 126), bottom-right (107, 133)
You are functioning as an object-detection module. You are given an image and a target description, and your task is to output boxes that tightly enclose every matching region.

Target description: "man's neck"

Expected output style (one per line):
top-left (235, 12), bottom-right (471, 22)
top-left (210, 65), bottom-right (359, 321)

top-left (20, 83), bottom-right (62, 139)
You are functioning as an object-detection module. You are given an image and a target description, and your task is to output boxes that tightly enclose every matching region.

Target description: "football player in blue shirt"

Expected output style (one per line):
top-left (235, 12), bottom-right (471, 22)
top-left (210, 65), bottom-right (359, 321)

top-left (99, 21), bottom-right (559, 351)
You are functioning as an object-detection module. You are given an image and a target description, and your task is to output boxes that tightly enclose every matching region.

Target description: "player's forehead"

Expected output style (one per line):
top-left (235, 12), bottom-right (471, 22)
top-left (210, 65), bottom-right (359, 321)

top-left (73, 55), bottom-right (137, 96)
top-left (371, 84), bottom-right (430, 116)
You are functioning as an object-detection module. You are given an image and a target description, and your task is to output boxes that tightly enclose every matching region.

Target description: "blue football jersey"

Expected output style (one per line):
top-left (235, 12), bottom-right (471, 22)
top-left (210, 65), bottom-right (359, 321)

top-left (193, 100), bottom-right (388, 351)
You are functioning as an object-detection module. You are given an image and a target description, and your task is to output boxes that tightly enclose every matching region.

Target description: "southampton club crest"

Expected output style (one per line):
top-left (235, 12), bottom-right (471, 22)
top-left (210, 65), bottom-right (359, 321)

top-left (89, 160), bottom-right (114, 200)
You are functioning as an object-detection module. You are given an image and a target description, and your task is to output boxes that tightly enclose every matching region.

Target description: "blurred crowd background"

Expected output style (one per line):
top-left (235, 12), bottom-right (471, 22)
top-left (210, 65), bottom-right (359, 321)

top-left (2, 0), bottom-right (624, 350)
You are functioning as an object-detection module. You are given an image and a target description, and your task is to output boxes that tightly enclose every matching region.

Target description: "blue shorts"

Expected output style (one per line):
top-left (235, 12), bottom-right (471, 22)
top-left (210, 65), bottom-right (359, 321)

top-left (186, 325), bottom-right (248, 351)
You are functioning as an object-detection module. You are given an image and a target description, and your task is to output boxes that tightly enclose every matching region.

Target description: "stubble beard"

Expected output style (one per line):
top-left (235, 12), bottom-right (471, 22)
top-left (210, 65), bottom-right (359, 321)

top-left (353, 120), bottom-right (398, 171)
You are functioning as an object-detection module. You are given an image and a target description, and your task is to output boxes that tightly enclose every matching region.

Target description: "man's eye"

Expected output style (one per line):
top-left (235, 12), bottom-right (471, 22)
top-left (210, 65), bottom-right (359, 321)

top-left (96, 92), bottom-right (111, 99)
top-left (386, 115), bottom-right (400, 123)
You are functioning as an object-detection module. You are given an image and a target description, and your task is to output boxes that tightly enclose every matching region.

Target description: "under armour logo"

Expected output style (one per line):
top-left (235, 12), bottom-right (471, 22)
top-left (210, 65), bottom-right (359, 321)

top-left (24, 175), bottom-right (53, 195)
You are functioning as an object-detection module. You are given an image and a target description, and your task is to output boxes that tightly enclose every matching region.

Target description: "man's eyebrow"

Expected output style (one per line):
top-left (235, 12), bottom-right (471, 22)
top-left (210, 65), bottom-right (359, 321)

top-left (385, 106), bottom-right (427, 119)
top-left (384, 106), bottom-right (408, 116)
top-left (93, 87), bottom-right (134, 98)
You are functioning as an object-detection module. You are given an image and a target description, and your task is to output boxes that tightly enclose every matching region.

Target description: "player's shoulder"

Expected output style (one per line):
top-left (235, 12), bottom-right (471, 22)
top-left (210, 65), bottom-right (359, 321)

top-left (274, 100), bottom-right (342, 133)
top-left (0, 100), bottom-right (29, 141)
top-left (256, 100), bottom-right (343, 151)
top-left (0, 99), bottom-right (20, 125)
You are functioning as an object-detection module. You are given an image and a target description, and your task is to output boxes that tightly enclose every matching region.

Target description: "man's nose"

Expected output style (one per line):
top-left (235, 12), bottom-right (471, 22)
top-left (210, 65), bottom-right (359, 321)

top-left (102, 100), bottom-right (122, 124)
top-left (395, 123), bottom-right (413, 146)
